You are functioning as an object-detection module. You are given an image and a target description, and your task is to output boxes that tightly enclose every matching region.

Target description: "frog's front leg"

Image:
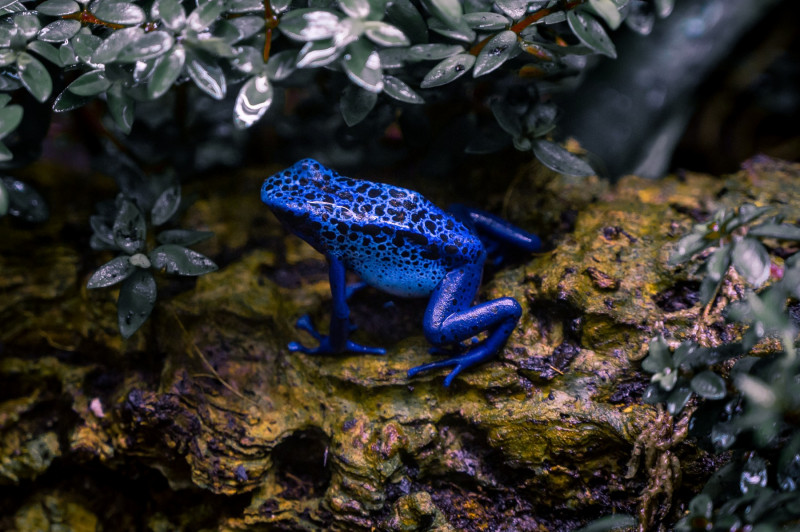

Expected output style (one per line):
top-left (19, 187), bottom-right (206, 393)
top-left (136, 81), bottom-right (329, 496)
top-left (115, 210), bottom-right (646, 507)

top-left (449, 205), bottom-right (541, 254)
top-left (289, 256), bottom-right (386, 355)
top-left (408, 264), bottom-right (522, 386)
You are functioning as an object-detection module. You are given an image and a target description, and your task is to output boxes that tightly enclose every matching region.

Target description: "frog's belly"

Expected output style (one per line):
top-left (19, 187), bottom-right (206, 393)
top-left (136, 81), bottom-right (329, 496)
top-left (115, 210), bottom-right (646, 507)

top-left (349, 256), bottom-right (447, 298)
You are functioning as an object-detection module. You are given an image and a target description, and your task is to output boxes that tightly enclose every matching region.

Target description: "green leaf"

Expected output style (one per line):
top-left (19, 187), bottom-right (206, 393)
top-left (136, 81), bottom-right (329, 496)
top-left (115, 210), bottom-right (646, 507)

top-left (0, 103), bottom-right (22, 139)
top-left (567, 9), bottom-right (616, 59)
top-left (16, 52), bottom-right (52, 103)
top-left (420, 53), bottom-right (474, 88)
top-left (706, 243), bottom-right (731, 282)
top-left (474, 30), bottom-right (517, 77)
top-left (296, 38), bottom-right (341, 68)
top-left (573, 514), bottom-right (637, 532)
top-left (148, 45), bottom-right (185, 99)
top-left (107, 84), bottom-right (134, 134)
top-left (726, 203), bottom-right (771, 231)
top-left (642, 336), bottom-right (673, 374)
top-left (407, 43), bottom-right (464, 61)
top-left (150, 185), bottom-right (181, 225)
top-left (1, 176), bottom-right (48, 222)
top-left (27, 41), bottom-right (62, 66)
top-left (0, 49), bottom-right (16, 67)
top-left (58, 42), bottom-right (77, 66)
top-left (14, 14), bottom-right (41, 39)
top-left (227, 16), bottom-right (265, 43)
top-left (532, 140), bottom-right (594, 177)
top-left (186, 0), bottom-right (224, 32)
top-left (0, 179), bottom-right (8, 216)
top-left (340, 84), bottom-right (377, 126)
top-left (37, 19), bottom-right (82, 43)
top-left (52, 87), bottom-right (92, 112)
top-left (426, 17), bottom-right (475, 43)
top-left (588, 0), bottom-right (622, 30)
top-left (654, 0), bottom-right (674, 18)
top-left (382, 75), bottom-right (423, 104)
top-left (91, 26), bottom-right (143, 64)
top-left (72, 34), bottom-right (103, 63)
top-left (87, 256), bottom-right (136, 288)
top-left (342, 40), bottom-right (383, 93)
top-left (186, 52), bottom-right (226, 99)
top-left (280, 9), bottom-right (341, 41)
top-left (149, 244), bottom-right (218, 276)
top-left (265, 49), bottom-right (297, 81)
top-left (688, 494), bottom-right (713, 520)
top-left (118, 269), bottom-right (157, 339)
top-left (421, 0), bottom-right (462, 29)
top-left (749, 223), bottom-right (800, 241)
top-left (37, 0), bottom-right (80, 16)
top-left (90, 0), bottom-right (146, 25)
top-left (363, 21), bottom-right (409, 47)
top-left (332, 17), bottom-right (364, 49)
top-left (339, 0), bottom-right (370, 18)
top-left (156, 229), bottom-right (213, 246)
top-left (491, 100), bottom-right (521, 137)
top-left (152, 0), bottom-right (186, 31)
top-left (463, 12), bottom-right (511, 31)
top-left (67, 69), bottom-right (112, 97)
top-left (117, 31), bottom-right (174, 62)
top-left (493, 0), bottom-right (529, 20)
top-left (690, 370), bottom-right (726, 400)
top-left (234, 74), bottom-right (273, 129)
top-left (731, 237), bottom-right (770, 287)
top-left (385, 0), bottom-right (427, 44)
top-left (669, 232), bottom-right (712, 266)
top-left (666, 386), bottom-right (692, 415)
top-left (113, 200), bottom-right (146, 254)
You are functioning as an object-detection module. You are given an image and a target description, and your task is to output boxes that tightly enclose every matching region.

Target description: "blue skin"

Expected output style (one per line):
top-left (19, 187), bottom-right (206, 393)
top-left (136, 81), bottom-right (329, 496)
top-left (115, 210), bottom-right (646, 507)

top-left (261, 159), bottom-right (541, 386)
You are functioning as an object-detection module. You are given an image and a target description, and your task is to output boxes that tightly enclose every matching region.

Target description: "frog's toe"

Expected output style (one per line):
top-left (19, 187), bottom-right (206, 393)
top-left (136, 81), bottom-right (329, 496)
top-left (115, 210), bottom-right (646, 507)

top-left (344, 341), bottom-right (386, 355)
top-left (294, 314), bottom-right (323, 340)
top-left (288, 341), bottom-right (314, 353)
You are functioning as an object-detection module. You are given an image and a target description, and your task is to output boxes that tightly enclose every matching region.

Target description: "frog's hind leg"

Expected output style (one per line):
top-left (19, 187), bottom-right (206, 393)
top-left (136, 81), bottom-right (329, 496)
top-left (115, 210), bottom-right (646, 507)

top-left (408, 265), bottom-right (521, 386)
top-left (448, 204), bottom-right (541, 254)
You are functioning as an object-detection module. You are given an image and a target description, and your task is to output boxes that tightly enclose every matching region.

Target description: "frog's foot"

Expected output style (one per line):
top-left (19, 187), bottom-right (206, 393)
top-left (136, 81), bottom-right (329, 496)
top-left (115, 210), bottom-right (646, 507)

top-left (408, 344), bottom-right (495, 387)
top-left (288, 315), bottom-right (386, 355)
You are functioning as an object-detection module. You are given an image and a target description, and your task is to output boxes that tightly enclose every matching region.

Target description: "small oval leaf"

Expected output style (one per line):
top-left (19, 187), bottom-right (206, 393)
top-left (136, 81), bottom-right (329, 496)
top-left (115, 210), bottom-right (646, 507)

top-left (186, 0), bottom-right (223, 32)
top-left (37, 0), bottom-right (80, 15)
top-left (343, 41), bottom-right (383, 93)
top-left (233, 73), bottom-right (273, 129)
top-left (67, 69), bottom-right (112, 96)
top-left (91, 26), bottom-right (143, 64)
top-left (149, 244), bottom-right (218, 276)
top-left (731, 237), bottom-right (770, 287)
top-left (150, 185), bottom-right (181, 225)
top-left (118, 269), bottom-right (157, 339)
top-left (474, 30), bottom-right (517, 77)
top-left (147, 45), bottom-right (185, 99)
top-left (363, 21), bottom-right (410, 47)
top-left (113, 199), bottom-right (146, 254)
top-left (382, 75), bottom-right (424, 104)
top-left (340, 84), bottom-right (377, 126)
top-left (186, 52), bottom-right (226, 99)
top-left (407, 43), bottom-right (464, 61)
top-left (16, 52), bottom-right (52, 103)
top-left (532, 140), bottom-right (594, 177)
top-left (37, 19), bottom-right (82, 42)
top-left (0, 103), bottom-right (22, 139)
top-left (691, 370), bottom-right (727, 400)
top-left (420, 53), bottom-right (474, 88)
top-left (279, 9), bottom-right (341, 41)
top-left (152, 0), bottom-right (186, 31)
top-left (1, 176), bottom-right (48, 222)
top-left (567, 10), bottom-right (617, 59)
top-left (463, 11), bottom-right (510, 31)
top-left (117, 30), bottom-right (174, 62)
top-left (87, 255), bottom-right (136, 288)
top-left (90, 0), bottom-right (146, 25)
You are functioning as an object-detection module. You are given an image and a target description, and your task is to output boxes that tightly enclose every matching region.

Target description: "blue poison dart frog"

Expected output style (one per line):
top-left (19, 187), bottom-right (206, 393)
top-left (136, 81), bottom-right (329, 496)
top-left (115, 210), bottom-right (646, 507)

top-left (261, 159), bottom-right (541, 386)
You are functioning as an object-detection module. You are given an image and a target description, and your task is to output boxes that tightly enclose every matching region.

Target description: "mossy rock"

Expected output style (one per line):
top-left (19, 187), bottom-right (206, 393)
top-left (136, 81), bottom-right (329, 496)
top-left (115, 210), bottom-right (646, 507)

top-left (1, 156), bottom-right (798, 530)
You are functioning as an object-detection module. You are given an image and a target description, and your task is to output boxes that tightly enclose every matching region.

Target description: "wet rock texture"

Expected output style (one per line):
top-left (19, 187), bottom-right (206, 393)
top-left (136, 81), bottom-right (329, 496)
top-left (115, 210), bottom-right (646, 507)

top-left (2, 156), bottom-right (797, 530)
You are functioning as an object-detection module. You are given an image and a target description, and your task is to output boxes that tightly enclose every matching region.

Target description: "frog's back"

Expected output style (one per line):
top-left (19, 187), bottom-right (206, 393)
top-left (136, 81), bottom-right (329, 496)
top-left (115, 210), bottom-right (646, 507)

top-left (262, 159), bottom-right (483, 297)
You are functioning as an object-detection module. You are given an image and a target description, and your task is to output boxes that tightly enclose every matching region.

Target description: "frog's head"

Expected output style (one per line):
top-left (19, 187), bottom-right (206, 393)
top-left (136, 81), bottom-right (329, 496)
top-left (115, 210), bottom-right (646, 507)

top-left (261, 158), bottom-right (338, 244)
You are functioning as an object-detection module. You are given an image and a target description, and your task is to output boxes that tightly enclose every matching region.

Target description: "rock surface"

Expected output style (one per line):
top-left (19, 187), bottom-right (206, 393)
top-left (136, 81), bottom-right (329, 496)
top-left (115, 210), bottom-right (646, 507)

top-left (2, 156), bottom-right (798, 530)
